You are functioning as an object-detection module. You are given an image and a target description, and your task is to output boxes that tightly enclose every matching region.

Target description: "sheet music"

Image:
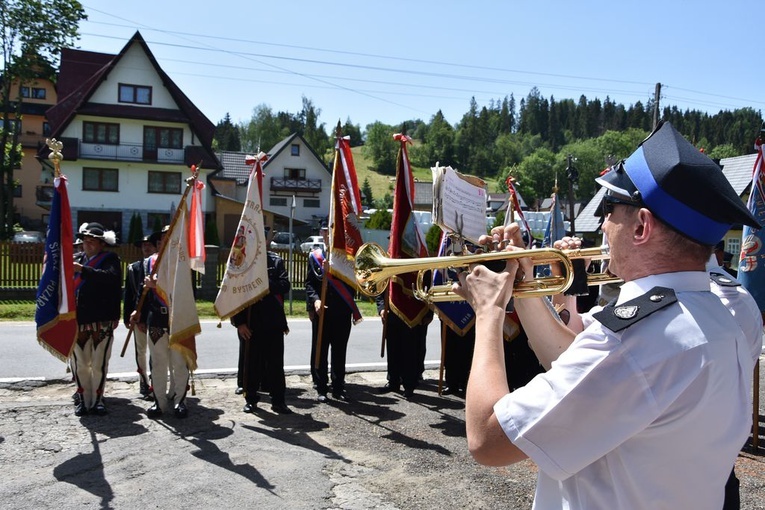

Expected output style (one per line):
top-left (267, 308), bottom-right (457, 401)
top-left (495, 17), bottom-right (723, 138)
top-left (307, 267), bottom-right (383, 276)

top-left (432, 165), bottom-right (487, 244)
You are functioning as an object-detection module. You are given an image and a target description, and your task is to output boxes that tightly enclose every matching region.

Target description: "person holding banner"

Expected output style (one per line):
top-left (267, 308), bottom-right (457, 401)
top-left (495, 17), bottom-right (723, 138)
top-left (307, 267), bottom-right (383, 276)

top-left (140, 226), bottom-right (191, 419)
top-left (455, 122), bottom-right (763, 509)
top-left (306, 225), bottom-right (356, 402)
top-left (71, 222), bottom-right (122, 416)
top-left (123, 232), bottom-right (159, 400)
top-left (232, 226), bottom-right (293, 415)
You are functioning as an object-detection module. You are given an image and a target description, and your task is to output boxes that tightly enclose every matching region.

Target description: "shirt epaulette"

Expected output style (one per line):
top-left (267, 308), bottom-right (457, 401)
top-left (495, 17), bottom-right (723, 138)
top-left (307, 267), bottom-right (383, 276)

top-left (709, 271), bottom-right (740, 287)
top-left (593, 286), bottom-right (677, 333)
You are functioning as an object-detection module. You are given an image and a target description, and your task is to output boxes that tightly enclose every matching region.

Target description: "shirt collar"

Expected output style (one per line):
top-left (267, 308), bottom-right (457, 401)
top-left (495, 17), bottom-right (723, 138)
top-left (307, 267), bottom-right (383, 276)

top-left (616, 271), bottom-right (710, 305)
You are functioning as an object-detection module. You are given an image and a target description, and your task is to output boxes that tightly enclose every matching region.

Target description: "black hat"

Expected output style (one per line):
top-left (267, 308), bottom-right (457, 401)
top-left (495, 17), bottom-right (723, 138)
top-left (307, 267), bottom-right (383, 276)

top-left (76, 222), bottom-right (117, 246)
top-left (134, 234), bottom-right (158, 248)
top-left (596, 122), bottom-right (760, 245)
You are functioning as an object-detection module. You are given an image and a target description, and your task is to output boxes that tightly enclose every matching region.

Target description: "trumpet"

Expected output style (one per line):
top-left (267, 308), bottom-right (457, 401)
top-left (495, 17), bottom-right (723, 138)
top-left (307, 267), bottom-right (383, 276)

top-left (355, 242), bottom-right (619, 303)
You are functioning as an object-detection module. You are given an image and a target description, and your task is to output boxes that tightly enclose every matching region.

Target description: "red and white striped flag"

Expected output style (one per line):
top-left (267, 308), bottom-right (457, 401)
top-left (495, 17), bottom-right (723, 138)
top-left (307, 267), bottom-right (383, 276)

top-left (188, 170), bottom-right (206, 274)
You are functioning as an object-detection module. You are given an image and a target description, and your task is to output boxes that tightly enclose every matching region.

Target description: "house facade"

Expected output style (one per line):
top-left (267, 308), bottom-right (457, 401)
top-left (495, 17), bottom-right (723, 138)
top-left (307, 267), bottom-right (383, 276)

top-left (38, 32), bottom-right (220, 240)
top-left (211, 133), bottom-right (331, 246)
top-left (5, 72), bottom-right (57, 230)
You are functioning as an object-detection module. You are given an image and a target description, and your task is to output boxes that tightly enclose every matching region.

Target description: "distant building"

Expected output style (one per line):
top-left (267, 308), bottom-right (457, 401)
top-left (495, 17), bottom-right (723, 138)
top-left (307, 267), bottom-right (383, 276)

top-left (3, 68), bottom-right (57, 230)
top-left (211, 133), bottom-right (330, 246)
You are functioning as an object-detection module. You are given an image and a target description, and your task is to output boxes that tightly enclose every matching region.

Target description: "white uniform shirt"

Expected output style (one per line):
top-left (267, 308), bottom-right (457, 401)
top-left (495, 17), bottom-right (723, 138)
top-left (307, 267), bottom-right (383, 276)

top-left (494, 271), bottom-right (762, 510)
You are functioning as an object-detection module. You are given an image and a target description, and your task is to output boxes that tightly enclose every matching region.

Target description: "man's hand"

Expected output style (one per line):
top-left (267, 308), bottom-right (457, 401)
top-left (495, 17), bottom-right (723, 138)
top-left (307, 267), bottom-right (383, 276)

top-left (453, 260), bottom-right (518, 314)
top-left (314, 299), bottom-right (323, 315)
top-left (237, 324), bottom-right (252, 341)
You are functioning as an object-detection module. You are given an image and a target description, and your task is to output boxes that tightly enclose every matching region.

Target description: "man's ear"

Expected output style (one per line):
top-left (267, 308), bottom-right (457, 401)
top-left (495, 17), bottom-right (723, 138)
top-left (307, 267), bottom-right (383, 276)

top-left (633, 208), bottom-right (654, 245)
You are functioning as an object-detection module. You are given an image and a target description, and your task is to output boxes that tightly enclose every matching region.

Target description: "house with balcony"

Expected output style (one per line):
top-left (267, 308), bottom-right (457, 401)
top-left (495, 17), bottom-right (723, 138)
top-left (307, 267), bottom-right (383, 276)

top-left (37, 31), bottom-right (220, 239)
top-left (1, 68), bottom-right (57, 230)
top-left (211, 133), bottom-right (330, 246)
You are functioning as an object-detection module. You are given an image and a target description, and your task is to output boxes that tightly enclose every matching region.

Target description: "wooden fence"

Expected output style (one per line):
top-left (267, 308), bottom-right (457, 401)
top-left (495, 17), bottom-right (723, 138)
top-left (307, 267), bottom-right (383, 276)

top-left (0, 242), bottom-right (309, 299)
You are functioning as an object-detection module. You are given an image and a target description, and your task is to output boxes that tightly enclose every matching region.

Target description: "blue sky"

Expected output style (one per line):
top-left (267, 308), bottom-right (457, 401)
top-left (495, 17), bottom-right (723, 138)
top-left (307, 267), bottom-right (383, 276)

top-left (75, 1), bottom-right (762, 132)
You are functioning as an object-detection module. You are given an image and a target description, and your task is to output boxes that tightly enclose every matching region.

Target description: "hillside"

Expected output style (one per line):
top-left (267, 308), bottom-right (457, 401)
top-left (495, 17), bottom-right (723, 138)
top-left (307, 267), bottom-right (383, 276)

top-left (349, 146), bottom-right (500, 208)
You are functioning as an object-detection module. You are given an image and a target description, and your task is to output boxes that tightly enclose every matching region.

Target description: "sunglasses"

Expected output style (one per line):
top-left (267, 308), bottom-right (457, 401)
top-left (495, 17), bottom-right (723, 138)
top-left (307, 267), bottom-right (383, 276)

top-left (601, 193), bottom-right (642, 216)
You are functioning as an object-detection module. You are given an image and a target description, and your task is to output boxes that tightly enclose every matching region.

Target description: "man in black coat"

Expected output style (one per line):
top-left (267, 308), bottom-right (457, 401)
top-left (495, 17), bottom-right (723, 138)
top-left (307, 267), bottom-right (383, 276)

top-left (232, 226), bottom-right (293, 414)
top-left (71, 222), bottom-right (122, 416)
top-left (305, 226), bottom-right (358, 402)
top-left (123, 233), bottom-right (158, 400)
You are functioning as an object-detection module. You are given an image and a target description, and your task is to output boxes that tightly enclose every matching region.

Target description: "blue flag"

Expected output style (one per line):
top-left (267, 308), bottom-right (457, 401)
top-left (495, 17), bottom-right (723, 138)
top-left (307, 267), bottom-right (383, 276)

top-left (739, 139), bottom-right (765, 311)
top-left (542, 192), bottom-right (566, 248)
top-left (537, 192), bottom-right (566, 278)
top-left (432, 231), bottom-right (475, 335)
top-left (35, 175), bottom-right (77, 361)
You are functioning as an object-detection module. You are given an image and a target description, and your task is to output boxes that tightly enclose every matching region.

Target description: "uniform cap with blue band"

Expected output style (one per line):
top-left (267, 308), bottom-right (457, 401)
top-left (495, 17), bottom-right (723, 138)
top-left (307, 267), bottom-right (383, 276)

top-left (596, 121), bottom-right (760, 245)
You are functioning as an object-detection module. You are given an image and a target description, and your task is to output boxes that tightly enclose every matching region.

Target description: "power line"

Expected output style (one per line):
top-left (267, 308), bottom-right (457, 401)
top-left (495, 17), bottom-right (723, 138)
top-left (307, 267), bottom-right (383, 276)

top-left (77, 6), bottom-right (763, 118)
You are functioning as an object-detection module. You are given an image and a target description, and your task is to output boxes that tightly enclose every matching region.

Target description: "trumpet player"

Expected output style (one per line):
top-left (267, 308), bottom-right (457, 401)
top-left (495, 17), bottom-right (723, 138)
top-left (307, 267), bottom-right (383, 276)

top-left (454, 122), bottom-right (762, 509)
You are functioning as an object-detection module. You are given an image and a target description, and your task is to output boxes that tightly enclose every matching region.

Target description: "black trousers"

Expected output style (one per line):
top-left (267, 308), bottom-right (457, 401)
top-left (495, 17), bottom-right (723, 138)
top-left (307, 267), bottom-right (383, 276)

top-left (385, 313), bottom-right (427, 391)
top-left (310, 303), bottom-right (352, 394)
top-left (239, 328), bottom-right (286, 405)
top-left (444, 324), bottom-right (475, 392)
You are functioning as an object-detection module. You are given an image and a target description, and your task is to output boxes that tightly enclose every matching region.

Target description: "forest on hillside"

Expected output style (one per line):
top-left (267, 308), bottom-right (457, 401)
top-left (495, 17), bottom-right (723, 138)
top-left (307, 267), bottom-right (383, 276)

top-left (213, 88), bottom-right (763, 209)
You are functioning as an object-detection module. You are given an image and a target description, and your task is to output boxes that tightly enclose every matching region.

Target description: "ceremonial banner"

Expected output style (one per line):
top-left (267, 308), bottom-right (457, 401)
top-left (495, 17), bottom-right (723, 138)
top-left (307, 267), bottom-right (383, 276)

top-left (542, 191), bottom-right (565, 248)
top-left (214, 158), bottom-right (270, 320)
top-left (432, 230), bottom-right (475, 336)
top-left (156, 194), bottom-right (200, 371)
top-left (329, 135), bottom-right (363, 285)
top-left (188, 172), bottom-right (206, 274)
top-left (388, 133), bottom-right (430, 326)
top-left (327, 134), bottom-right (364, 322)
top-left (505, 177), bottom-right (532, 246)
top-left (739, 136), bottom-right (765, 309)
top-left (35, 175), bottom-right (77, 362)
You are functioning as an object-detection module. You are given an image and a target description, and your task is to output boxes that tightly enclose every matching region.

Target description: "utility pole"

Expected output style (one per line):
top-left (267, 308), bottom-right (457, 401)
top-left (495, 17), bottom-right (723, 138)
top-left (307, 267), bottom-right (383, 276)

top-left (652, 83), bottom-right (662, 130)
top-left (566, 154), bottom-right (578, 234)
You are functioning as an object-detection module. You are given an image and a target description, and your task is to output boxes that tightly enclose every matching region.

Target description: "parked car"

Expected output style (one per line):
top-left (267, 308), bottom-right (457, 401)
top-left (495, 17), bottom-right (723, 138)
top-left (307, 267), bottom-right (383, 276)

top-left (13, 231), bottom-right (45, 243)
top-left (270, 231), bottom-right (301, 251)
top-left (300, 235), bottom-right (326, 253)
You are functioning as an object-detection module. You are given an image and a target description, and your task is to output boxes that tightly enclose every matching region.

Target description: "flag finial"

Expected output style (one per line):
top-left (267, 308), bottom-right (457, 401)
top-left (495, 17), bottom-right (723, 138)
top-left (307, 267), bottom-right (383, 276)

top-left (46, 138), bottom-right (64, 177)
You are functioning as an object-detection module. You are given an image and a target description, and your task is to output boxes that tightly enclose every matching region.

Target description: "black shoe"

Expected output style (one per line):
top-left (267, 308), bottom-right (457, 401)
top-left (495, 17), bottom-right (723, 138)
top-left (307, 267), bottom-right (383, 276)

top-left (74, 401), bottom-right (87, 416)
top-left (242, 402), bottom-right (256, 413)
top-left (72, 392), bottom-right (81, 403)
top-left (146, 403), bottom-right (162, 418)
top-left (441, 386), bottom-right (454, 396)
top-left (271, 403), bottom-right (293, 415)
top-left (234, 387), bottom-right (244, 395)
top-left (316, 393), bottom-right (328, 403)
top-left (332, 391), bottom-right (348, 401)
top-left (454, 389), bottom-right (466, 399)
top-left (174, 402), bottom-right (188, 419)
top-left (378, 383), bottom-right (401, 394)
top-left (403, 388), bottom-right (415, 399)
top-left (93, 400), bottom-right (108, 416)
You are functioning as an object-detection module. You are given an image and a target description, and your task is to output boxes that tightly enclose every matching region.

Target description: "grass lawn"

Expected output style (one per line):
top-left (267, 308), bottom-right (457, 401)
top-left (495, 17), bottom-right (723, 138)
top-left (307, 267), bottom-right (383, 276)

top-left (0, 299), bottom-right (381, 321)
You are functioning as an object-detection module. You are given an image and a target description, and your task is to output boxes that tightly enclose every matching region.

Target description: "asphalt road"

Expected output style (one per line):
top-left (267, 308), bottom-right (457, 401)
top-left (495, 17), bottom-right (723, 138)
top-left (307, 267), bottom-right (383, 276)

top-left (0, 318), bottom-right (444, 381)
